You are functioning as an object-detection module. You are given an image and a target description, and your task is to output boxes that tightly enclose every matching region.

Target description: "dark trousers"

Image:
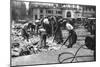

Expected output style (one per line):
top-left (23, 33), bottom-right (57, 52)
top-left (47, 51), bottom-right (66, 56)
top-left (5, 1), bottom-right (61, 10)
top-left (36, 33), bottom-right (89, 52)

top-left (39, 33), bottom-right (47, 49)
top-left (68, 30), bottom-right (77, 48)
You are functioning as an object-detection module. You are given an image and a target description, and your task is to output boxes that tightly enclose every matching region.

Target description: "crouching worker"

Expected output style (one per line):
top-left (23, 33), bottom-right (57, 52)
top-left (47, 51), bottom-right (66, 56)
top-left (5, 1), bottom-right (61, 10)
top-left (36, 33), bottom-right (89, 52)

top-left (66, 21), bottom-right (77, 48)
top-left (38, 28), bottom-right (48, 49)
top-left (21, 28), bottom-right (29, 42)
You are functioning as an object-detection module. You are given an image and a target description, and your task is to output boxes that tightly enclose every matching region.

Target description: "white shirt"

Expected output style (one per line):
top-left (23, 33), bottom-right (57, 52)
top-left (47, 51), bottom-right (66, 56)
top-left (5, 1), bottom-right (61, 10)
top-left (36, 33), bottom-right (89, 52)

top-left (43, 18), bottom-right (49, 24)
top-left (66, 23), bottom-right (73, 30)
top-left (35, 20), bottom-right (40, 23)
top-left (39, 28), bottom-right (46, 32)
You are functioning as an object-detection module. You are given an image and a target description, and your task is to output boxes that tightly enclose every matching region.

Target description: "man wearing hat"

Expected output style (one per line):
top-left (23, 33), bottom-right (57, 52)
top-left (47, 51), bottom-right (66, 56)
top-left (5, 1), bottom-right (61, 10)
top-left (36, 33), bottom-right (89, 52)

top-left (37, 17), bottom-right (51, 49)
top-left (42, 18), bottom-right (52, 37)
top-left (65, 21), bottom-right (77, 48)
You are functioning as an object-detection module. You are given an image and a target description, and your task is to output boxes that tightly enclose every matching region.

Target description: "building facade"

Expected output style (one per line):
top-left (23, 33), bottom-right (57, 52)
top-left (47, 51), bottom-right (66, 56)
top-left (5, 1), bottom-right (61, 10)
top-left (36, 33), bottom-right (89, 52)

top-left (80, 5), bottom-right (96, 18)
top-left (28, 2), bottom-right (96, 21)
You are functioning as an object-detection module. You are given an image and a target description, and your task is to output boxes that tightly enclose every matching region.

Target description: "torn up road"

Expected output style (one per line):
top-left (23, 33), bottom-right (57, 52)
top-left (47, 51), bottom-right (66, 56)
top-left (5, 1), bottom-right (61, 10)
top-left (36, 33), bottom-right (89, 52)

top-left (11, 46), bottom-right (94, 66)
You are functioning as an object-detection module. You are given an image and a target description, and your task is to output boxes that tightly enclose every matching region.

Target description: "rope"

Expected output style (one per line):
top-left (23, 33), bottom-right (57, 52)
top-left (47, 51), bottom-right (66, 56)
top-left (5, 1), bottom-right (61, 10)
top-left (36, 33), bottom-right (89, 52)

top-left (58, 45), bottom-right (94, 63)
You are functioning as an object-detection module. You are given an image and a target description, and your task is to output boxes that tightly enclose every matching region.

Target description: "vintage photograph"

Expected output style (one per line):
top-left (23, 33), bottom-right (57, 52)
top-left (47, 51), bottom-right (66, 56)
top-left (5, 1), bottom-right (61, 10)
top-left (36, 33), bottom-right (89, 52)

top-left (10, 0), bottom-right (96, 66)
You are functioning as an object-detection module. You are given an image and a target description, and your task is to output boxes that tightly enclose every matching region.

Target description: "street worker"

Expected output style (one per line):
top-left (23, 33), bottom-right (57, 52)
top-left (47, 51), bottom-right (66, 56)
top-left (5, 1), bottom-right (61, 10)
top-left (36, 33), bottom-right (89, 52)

top-left (42, 18), bottom-right (52, 37)
top-left (27, 22), bottom-right (35, 33)
top-left (21, 27), bottom-right (29, 42)
top-left (65, 20), bottom-right (77, 48)
top-left (38, 28), bottom-right (48, 49)
top-left (49, 16), bottom-right (57, 36)
top-left (35, 19), bottom-right (41, 35)
top-left (53, 17), bottom-right (63, 44)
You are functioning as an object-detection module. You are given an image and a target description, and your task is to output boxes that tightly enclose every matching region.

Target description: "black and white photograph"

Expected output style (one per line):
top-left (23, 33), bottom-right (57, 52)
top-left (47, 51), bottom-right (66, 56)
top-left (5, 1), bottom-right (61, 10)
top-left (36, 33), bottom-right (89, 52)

top-left (10, 0), bottom-right (96, 66)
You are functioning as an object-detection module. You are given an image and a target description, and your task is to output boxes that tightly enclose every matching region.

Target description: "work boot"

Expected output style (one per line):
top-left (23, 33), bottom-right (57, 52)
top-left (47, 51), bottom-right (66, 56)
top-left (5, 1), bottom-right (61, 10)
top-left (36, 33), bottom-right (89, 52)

top-left (43, 45), bottom-right (49, 49)
top-left (67, 45), bottom-right (72, 48)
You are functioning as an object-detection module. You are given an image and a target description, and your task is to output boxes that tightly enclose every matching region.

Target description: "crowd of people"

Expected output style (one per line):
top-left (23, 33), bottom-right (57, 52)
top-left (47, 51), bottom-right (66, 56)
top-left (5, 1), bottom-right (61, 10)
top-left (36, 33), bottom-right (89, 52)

top-left (11, 16), bottom-right (96, 57)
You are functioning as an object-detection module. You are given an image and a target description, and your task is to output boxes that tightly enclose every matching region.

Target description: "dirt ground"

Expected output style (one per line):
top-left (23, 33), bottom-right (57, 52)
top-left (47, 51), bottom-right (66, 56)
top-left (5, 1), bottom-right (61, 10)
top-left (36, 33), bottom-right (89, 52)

top-left (11, 25), bottom-right (94, 66)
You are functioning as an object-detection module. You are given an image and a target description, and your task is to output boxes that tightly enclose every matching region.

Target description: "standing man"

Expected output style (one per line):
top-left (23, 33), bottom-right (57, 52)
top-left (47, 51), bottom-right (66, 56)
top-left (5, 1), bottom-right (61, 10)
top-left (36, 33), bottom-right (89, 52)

top-left (35, 19), bottom-right (40, 35)
top-left (53, 17), bottom-right (63, 44)
top-left (42, 17), bottom-right (51, 37)
top-left (38, 27), bottom-right (48, 49)
top-left (38, 18), bottom-right (50, 49)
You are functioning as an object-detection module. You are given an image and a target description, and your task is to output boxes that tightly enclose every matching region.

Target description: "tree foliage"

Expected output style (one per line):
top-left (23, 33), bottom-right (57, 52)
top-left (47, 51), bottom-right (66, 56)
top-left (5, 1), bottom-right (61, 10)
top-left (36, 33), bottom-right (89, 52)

top-left (11, 1), bottom-right (27, 20)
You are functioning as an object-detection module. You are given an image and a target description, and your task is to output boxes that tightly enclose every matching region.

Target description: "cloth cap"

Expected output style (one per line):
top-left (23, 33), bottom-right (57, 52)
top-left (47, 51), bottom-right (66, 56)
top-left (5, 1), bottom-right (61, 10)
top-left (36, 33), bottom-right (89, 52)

top-left (43, 18), bottom-right (49, 24)
top-left (39, 28), bottom-right (46, 32)
top-left (66, 23), bottom-right (73, 30)
top-left (35, 20), bottom-right (40, 23)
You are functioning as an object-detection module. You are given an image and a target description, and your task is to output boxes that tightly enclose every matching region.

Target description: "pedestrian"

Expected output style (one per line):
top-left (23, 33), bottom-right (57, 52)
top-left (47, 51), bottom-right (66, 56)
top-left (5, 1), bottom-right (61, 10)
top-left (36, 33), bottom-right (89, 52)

top-left (65, 21), bottom-right (77, 48)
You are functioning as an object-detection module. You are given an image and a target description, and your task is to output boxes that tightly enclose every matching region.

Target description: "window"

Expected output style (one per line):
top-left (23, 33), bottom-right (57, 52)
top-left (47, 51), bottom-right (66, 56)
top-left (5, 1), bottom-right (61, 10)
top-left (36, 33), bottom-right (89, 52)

top-left (40, 9), bottom-right (43, 13)
top-left (48, 10), bottom-right (51, 13)
top-left (46, 10), bottom-right (53, 14)
top-left (35, 15), bottom-right (37, 20)
top-left (87, 8), bottom-right (90, 11)
top-left (67, 11), bottom-right (71, 17)
top-left (58, 11), bottom-right (62, 14)
top-left (56, 11), bottom-right (62, 14)
top-left (68, 4), bottom-right (70, 8)
top-left (70, 5), bottom-right (73, 8)
top-left (91, 8), bottom-right (94, 11)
